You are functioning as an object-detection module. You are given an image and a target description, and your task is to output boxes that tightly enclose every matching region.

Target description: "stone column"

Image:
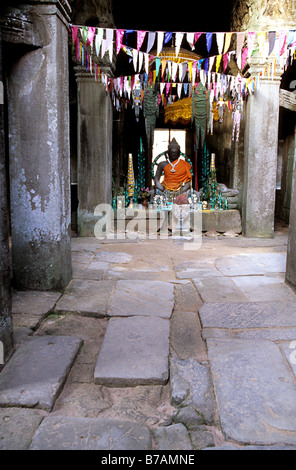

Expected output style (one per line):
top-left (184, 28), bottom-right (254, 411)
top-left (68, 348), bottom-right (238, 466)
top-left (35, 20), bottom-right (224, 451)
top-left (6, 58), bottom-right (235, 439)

top-left (242, 71), bottom-right (281, 237)
top-left (0, 29), bottom-right (13, 366)
top-left (286, 124), bottom-right (296, 291)
top-left (76, 69), bottom-right (113, 236)
top-left (6, 0), bottom-right (72, 290)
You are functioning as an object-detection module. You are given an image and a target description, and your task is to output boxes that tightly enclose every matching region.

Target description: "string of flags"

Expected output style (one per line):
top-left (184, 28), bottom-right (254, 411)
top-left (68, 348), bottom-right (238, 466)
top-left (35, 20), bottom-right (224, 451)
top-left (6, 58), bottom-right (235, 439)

top-left (70, 25), bottom-right (296, 109)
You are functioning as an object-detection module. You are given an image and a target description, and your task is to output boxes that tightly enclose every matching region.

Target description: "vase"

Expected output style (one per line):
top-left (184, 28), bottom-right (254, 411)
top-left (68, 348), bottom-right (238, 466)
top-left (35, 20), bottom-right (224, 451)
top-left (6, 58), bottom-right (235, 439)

top-left (142, 199), bottom-right (149, 209)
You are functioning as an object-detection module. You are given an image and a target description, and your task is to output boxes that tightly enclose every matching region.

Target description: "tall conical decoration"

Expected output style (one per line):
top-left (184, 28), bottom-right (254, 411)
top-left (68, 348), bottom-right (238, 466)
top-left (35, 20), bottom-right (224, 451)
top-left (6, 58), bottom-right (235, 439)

top-left (127, 153), bottom-right (135, 205)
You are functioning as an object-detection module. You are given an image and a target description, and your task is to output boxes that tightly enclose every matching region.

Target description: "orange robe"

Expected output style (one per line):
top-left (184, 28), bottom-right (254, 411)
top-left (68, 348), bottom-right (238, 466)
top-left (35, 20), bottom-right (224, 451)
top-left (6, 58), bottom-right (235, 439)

top-left (163, 159), bottom-right (192, 191)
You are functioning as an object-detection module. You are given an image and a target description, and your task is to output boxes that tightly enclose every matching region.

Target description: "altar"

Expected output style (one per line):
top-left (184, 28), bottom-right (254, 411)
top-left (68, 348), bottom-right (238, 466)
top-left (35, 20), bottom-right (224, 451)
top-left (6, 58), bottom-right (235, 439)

top-left (113, 207), bottom-right (242, 237)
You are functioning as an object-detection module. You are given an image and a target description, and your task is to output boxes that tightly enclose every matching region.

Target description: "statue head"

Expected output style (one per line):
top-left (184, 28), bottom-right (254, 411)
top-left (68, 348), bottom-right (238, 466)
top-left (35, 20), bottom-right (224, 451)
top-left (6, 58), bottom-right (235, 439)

top-left (167, 138), bottom-right (181, 161)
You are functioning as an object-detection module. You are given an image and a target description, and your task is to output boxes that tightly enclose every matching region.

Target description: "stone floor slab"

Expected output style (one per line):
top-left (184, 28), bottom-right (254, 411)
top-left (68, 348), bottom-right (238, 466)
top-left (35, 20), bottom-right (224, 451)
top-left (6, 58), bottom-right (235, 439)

top-left (207, 338), bottom-right (296, 445)
top-left (94, 316), bottom-right (170, 386)
top-left (12, 291), bottom-right (61, 329)
top-left (0, 335), bottom-right (82, 410)
top-left (231, 275), bottom-right (296, 302)
top-left (107, 280), bottom-right (174, 318)
top-left (0, 407), bottom-right (44, 450)
top-left (55, 279), bottom-right (115, 316)
top-left (29, 416), bottom-right (151, 450)
top-left (199, 301), bottom-right (296, 329)
top-left (193, 277), bottom-right (248, 303)
top-left (94, 251), bottom-right (132, 264)
top-left (215, 253), bottom-right (287, 277)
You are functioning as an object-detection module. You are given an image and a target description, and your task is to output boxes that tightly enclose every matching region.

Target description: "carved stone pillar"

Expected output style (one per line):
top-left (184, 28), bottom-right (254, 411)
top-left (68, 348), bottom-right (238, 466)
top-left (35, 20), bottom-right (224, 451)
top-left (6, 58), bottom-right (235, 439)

top-left (5, 0), bottom-right (72, 289)
top-left (242, 60), bottom-right (281, 237)
top-left (76, 67), bottom-right (113, 237)
top-left (286, 124), bottom-right (296, 291)
top-left (0, 29), bottom-right (13, 367)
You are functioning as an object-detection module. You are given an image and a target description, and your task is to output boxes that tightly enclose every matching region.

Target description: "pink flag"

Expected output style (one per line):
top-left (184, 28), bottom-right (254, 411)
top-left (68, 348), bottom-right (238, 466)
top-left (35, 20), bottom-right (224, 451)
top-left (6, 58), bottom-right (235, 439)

top-left (72, 26), bottom-right (78, 44)
top-left (137, 31), bottom-right (146, 51)
top-left (116, 29), bottom-right (124, 55)
top-left (279, 31), bottom-right (287, 55)
top-left (86, 27), bottom-right (96, 46)
top-left (194, 32), bottom-right (202, 44)
top-left (241, 47), bottom-right (248, 69)
top-left (223, 53), bottom-right (228, 71)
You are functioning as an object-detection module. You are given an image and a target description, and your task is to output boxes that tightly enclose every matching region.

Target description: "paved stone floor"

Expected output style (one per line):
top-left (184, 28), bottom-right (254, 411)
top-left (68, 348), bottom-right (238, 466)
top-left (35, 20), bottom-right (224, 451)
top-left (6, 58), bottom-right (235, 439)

top-left (1, 222), bottom-right (296, 451)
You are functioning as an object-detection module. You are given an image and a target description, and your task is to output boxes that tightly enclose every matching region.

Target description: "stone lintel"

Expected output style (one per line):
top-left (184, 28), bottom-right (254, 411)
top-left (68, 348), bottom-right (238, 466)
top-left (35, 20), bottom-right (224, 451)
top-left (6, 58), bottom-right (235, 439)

top-left (280, 89), bottom-right (296, 112)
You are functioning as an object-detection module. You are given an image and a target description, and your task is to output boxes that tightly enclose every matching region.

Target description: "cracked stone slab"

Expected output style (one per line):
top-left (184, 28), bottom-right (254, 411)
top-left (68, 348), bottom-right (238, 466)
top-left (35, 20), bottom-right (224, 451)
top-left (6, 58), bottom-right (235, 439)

top-left (199, 301), bottom-right (296, 329)
top-left (207, 338), bottom-right (296, 445)
top-left (0, 408), bottom-right (44, 450)
top-left (94, 316), bottom-right (170, 386)
top-left (55, 279), bottom-right (115, 317)
top-left (12, 291), bottom-right (61, 329)
top-left (107, 280), bottom-right (174, 318)
top-left (29, 416), bottom-right (151, 450)
top-left (0, 336), bottom-right (83, 411)
top-left (170, 357), bottom-right (217, 424)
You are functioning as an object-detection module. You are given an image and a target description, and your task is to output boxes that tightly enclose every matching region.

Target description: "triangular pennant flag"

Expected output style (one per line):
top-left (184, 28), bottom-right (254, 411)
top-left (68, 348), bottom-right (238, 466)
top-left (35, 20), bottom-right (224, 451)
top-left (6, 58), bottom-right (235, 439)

top-left (157, 31), bottom-right (164, 55)
top-left (96, 28), bottom-right (104, 56)
top-left (146, 32), bottom-right (156, 53)
top-left (192, 63), bottom-right (197, 84)
top-left (72, 26), bottom-right (78, 45)
top-left (133, 49), bottom-right (138, 72)
top-left (144, 53), bottom-right (149, 74)
top-left (194, 32), bottom-right (202, 44)
top-left (216, 54), bottom-right (222, 73)
top-left (81, 26), bottom-right (88, 44)
top-left (161, 59), bottom-right (167, 77)
top-left (186, 32), bottom-right (195, 49)
top-left (172, 61), bottom-right (178, 81)
top-left (216, 33), bottom-right (225, 55)
top-left (116, 29), bottom-right (124, 55)
top-left (206, 33), bottom-right (213, 54)
top-left (138, 51), bottom-right (143, 72)
top-left (268, 31), bottom-right (276, 56)
top-left (223, 53), bottom-right (228, 71)
top-left (106, 28), bottom-right (113, 62)
top-left (86, 26), bottom-right (96, 46)
top-left (177, 83), bottom-right (182, 98)
top-left (155, 57), bottom-right (161, 77)
top-left (200, 69), bottom-right (206, 86)
top-left (175, 32), bottom-right (184, 57)
top-left (181, 62), bottom-right (187, 81)
top-left (223, 32), bottom-right (232, 54)
top-left (257, 31), bottom-right (266, 56)
top-left (167, 61), bottom-right (172, 80)
top-left (101, 38), bottom-right (106, 58)
top-left (184, 83), bottom-right (188, 95)
top-left (247, 31), bottom-right (256, 57)
top-left (137, 31), bottom-right (146, 51)
top-left (188, 61), bottom-right (193, 81)
top-left (160, 82), bottom-right (165, 95)
top-left (164, 32), bottom-right (173, 44)
top-left (241, 47), bottom-right (248, 69)
top-left (209, 56), bottom-right (215, 72)
top-left (279, 31), bottom-right (287, 55)
top-left (236, 31), bottom-right (245, 67)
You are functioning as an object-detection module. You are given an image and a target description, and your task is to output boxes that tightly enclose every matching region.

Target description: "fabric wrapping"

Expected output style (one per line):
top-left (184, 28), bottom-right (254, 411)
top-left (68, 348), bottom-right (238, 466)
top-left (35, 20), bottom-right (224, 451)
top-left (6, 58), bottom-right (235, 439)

top-left (191, 82), bottom-right (209, 149)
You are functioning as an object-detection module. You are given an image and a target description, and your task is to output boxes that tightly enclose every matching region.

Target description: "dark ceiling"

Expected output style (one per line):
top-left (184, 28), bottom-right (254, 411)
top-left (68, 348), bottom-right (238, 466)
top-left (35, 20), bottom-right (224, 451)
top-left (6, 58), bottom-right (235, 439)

top-left (112, 0), bottom-right (234, 33)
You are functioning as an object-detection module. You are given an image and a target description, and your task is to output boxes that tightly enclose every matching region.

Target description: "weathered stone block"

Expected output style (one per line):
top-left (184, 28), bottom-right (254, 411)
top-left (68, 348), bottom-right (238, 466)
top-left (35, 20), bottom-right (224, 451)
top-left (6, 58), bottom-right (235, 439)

top-left (94, 316), bottom-right (170, 386)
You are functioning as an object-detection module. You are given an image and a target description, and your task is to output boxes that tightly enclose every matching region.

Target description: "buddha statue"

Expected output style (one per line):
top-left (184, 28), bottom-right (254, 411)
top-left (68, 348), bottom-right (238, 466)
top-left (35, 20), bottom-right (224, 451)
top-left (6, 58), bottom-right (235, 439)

top-left (154, 138), bottom-right (192, 194)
